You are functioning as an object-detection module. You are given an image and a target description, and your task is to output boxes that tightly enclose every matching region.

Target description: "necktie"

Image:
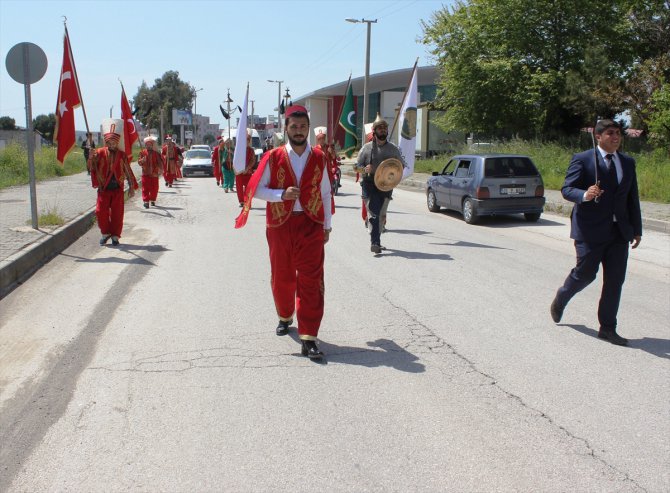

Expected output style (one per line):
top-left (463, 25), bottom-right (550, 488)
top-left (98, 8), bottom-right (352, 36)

top-left (605, 153), bottom-right (618, 189)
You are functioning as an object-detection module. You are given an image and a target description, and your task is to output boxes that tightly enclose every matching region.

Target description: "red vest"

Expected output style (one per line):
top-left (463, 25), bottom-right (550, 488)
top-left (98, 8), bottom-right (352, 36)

top-left (266, 146), bottom-right (325, 228)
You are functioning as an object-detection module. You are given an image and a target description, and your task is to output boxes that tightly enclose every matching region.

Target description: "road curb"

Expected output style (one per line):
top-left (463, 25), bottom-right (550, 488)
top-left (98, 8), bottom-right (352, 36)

top-left (0, 208), bottom-right (95, 300)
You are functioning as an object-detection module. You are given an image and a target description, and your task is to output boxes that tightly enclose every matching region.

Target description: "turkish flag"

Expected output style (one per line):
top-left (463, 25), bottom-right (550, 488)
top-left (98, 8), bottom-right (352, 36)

top-left (121, 87), bottom-right (138, 159)
top-left (54, 32), bottom-right (81, 164)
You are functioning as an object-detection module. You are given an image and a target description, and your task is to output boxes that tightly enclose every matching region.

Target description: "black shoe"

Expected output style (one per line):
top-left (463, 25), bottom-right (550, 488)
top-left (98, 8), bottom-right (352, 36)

top-left (276, 320), bottom-right (292, 336)
top-left (301, 340), bottom-right (324, 360)
top-left (151, 201), bottom-right (156, 206)
top-left (99, 235), bottom-right (111, 245)
top-left (111, 236), bottom-right (120, 246)
top-left (144, 202), bottom-right (149, 209)
top-left (550, 296), bottom-right (564, 323)
top-left (598, 329), bottom-right (629, 346)
top-left (370, 244), bottom-right (382, 254)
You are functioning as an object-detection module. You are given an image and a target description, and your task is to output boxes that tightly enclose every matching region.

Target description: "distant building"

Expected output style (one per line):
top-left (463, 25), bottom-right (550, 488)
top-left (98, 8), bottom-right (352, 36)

top-left (293, 66), bottom-right (464, 157)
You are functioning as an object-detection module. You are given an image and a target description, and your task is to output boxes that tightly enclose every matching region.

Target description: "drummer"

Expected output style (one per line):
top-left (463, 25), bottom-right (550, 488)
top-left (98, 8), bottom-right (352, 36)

top-left (354, 114), bottom-right (405, 254)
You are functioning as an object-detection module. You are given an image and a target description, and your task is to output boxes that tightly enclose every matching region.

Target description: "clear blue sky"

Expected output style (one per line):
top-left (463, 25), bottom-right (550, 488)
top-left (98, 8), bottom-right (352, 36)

top-left (1, 0), bottom-right (450, 132)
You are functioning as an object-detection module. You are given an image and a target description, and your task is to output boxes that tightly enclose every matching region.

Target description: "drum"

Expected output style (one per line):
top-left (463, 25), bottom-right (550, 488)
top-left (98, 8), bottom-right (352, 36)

top-left (374, 157), bottom-right (403, 192)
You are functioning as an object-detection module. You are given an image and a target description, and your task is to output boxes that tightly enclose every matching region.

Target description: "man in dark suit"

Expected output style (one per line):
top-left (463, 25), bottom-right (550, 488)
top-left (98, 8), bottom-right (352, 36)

top-left (550, 119), bottom-right (642, 346)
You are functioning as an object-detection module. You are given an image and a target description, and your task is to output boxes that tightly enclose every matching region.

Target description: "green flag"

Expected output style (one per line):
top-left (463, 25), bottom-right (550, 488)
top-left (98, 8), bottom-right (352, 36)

top-left (338, 83), bottom-right (358, 158)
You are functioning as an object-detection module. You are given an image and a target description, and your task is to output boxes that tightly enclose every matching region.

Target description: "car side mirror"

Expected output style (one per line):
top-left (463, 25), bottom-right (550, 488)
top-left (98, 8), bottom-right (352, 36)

top-left (432, 171), bottom-right (439, 176)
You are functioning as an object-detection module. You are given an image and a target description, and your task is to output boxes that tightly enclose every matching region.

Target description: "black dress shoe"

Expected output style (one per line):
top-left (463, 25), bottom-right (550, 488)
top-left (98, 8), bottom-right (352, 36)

top-left (276, 320), bottom-right (292, 336)
top-left (301, 340), bottom-right (324, 360)
top-left (550, 297), bottom-right (564, 323)
top-left (99, 235), bottom-right (111, 245)
top-left (598, 329), bottom-right (629, 346)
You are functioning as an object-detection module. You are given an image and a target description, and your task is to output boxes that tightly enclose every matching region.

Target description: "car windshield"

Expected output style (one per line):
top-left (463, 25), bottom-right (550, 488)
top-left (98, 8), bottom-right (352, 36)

top-left (484, 157), bottom-right (539, 177)
top-left (185, 150), bottom-right (211, 159)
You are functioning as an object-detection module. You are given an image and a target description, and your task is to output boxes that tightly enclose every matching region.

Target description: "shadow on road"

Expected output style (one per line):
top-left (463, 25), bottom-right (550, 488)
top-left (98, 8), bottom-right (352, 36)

top-left (562, 324), bottom-right (670, 359)
top-left (380, 248), bottom-right (453, 261)
top-left (430, 240), bottom-right (508, 250)
top-left (288, 335), bottom-right (425, 372)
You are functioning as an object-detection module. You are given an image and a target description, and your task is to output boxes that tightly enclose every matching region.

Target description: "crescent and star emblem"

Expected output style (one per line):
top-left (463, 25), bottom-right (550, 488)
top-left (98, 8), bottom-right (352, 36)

top-left (347, 111), bottom-right (355, 126)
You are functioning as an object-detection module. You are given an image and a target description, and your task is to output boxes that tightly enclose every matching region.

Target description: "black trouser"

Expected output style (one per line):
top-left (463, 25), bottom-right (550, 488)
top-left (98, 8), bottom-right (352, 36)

top-left (556, 224), bottom-right (630, 330)
top-left (361, 180), bottom-right (391, 246)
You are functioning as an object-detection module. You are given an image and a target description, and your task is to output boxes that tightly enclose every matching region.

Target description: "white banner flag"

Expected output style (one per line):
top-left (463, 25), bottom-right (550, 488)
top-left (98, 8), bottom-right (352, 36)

top-left (232, 84), bottom-right (249, 174)
top-left (398, 65), bottom-right (418, 179)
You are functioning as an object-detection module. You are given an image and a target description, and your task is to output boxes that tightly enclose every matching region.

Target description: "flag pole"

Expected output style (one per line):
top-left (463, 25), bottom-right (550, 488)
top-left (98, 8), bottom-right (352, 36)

top-left (389, 58), bottom-right (419, 143)
top-left (332, 73), bottom-right (352, 146)
top-left (63, 19), bottom-right (89, 133)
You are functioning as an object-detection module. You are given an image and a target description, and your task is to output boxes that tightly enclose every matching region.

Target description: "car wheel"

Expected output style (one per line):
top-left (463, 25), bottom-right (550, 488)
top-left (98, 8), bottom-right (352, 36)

top-left (524, 212), bottom-right (541, 222)
top-left (427, 189), bottom-right (440, 212)
top-left (462, 198), bottom-right (478, 224)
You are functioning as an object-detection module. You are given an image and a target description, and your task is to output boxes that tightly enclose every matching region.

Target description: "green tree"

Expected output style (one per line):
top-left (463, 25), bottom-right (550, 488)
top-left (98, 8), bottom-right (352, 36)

top-left (0, 116), bottom-right (16, 130)
top-left (647, 83), bottom-right (670, 149)
top-left (422, 0), bottom-right (634, 138)
top-left (33, 113), bottom-right (56, 143)
top-left (131, 71), bottom-right (195, 140)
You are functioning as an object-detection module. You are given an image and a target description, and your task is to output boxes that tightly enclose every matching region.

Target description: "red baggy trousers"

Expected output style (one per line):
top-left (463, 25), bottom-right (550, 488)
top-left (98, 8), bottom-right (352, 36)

top-left (141, 176), bottom-right (159, 202)
top-left (96, 188), bottom-right (125, 237)
top-left (266, 213), bottom-right (325, 340)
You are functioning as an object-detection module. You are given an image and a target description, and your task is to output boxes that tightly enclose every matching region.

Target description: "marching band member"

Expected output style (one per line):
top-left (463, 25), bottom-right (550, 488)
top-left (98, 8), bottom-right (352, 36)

top-left (161, 135), bottom-right (182, 188)
top-left (88, 118), bottom-right (138, 246)
top-left (235, 131), bottom-right (256, 207)
top-left (212, 136), bottom-right (224, 186)
top-left (235, 105), bottom-right (332, 360)
top-left (354, 114), bottom-right (403, 254)
top-left (138, 135), bottom-right (164, 208)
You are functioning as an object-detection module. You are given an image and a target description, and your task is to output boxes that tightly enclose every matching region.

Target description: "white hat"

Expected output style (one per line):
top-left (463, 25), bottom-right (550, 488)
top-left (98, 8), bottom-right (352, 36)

top-left (143, 135), bottom-right (157, 144)
top-left (314, 126), bottom-right (327, 137)
top-left (102, 118), bottom-right (123, 144)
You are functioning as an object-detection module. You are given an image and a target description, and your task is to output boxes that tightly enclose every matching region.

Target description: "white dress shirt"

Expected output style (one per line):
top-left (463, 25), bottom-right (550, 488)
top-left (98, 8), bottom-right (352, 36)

top-left (255, 142), bottom-right (333, 229)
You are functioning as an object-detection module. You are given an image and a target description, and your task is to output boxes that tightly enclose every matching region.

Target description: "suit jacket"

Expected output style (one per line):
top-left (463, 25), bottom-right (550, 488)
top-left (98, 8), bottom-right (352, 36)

top-left (562, 149), bottom-right (642, 243)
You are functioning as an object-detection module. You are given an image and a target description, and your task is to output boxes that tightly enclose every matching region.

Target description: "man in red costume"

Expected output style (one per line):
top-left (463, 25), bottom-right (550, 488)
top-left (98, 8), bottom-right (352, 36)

top-left (235, 132), bottom-right (256, 207)
top-left (235, 105), bottom-right (333, 360)
top-left (89, 118), bottom-right (139, 246)
top-left (212, 136), bottom-right (224, 186)
top-left (161, 135), bottom-right (182, 187)
top-left (138, 135), bottom-right (164, 208)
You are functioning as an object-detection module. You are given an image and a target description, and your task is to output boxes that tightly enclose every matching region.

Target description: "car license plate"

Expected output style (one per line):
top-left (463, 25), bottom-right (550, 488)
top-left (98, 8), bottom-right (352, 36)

top-left (500, 186), bottom-right (525, 195)
top-left (194, 171), bottom-right (206, 175)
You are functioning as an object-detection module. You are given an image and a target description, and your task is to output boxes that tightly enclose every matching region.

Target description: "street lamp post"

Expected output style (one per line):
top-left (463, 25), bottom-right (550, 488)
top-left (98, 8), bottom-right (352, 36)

top-left (345, 17), bottom-right (377, 141)
top-left (193, 87), bottom-right (203, 144)
top-left (268, 79), bottom-right (283, 133)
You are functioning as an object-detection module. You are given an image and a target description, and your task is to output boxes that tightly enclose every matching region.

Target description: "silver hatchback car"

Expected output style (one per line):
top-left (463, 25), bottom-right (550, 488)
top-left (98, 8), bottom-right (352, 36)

top-left (426, 154), bottom-right (545, 224)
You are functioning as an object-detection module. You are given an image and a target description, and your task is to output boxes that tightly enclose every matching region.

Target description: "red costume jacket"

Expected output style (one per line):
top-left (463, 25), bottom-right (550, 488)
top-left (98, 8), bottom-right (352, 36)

top-left (138, 149), bottom-right (164, 177)
top-left (90, 147), bottom-right (138, 190)
top-left (161, 144), bottom-right (183, 174)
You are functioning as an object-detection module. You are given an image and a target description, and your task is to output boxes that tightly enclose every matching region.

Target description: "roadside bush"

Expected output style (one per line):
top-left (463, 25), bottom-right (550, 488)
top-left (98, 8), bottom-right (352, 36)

top-left (0, 143), bottom-right (86, 189)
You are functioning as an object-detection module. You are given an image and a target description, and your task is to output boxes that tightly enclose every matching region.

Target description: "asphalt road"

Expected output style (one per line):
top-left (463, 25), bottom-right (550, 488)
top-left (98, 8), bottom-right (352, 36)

top-left (1, 175), bottom-right (668, 492)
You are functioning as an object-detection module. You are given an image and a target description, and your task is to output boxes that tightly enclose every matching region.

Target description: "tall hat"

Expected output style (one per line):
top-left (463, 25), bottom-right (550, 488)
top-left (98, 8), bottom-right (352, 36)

top-left (313, 126), bottom-right (327, 138)
top-left (102, 118), bottom-right (123, 145)
top-left (164, 134), bottom-right (172, 141)
top-left (143, 135), bottom-right (157, 144)
top-left (372, 113), bottom-right (388, 129)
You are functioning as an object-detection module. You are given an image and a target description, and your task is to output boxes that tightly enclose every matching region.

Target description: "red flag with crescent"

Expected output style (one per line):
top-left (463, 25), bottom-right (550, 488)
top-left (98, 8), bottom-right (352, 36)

top-left (54, 31), bottom-right (82, 164)
top-left (120, 86), bottom-right (138, 159)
